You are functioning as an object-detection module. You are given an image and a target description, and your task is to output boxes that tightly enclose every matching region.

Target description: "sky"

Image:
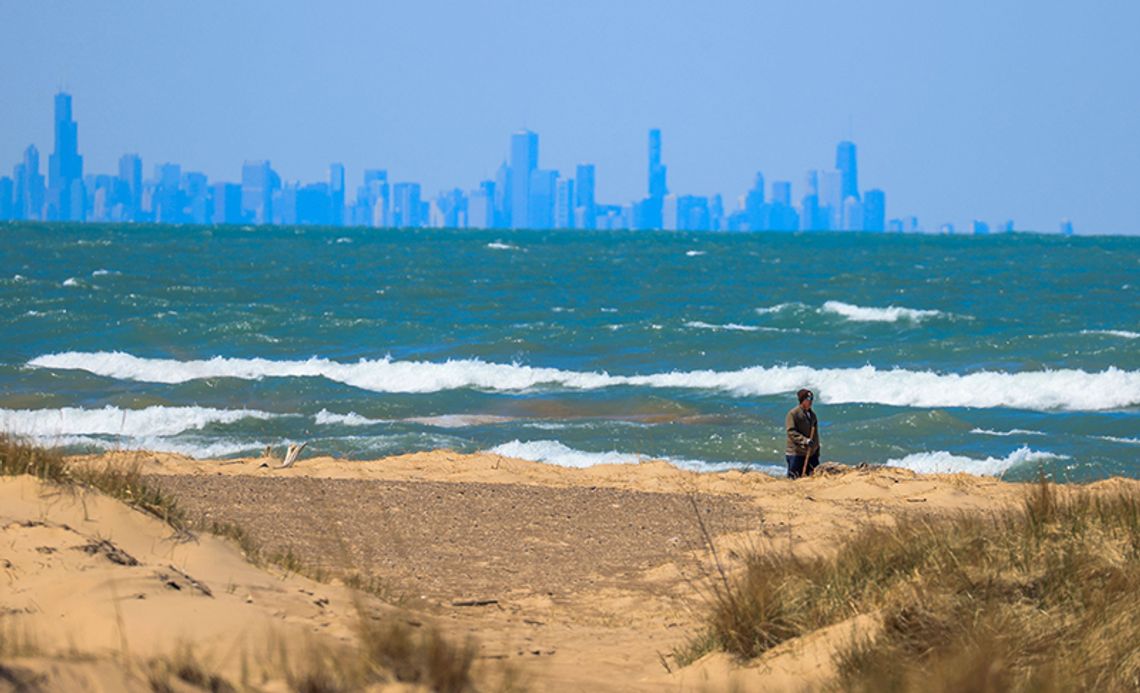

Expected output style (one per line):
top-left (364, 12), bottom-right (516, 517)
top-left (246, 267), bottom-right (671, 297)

top-left (2, 1), bottom-right (1139, 234)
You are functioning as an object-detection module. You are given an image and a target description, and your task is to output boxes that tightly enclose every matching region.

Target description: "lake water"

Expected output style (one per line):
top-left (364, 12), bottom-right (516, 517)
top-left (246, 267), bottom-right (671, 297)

top-left (2, 224), bottom-right (1137, 481)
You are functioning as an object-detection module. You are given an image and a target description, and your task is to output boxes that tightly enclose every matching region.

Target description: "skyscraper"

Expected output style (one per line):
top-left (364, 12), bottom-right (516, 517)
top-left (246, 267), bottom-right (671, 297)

top-left (555, 178), bottom-right (575, 229)
top-left (509, 130), bottom-right (538, 229)
top-left (648, 128), bottom-right (667, 198)
top-left (528, 169), bottom-right (558, 229)
top-left (15, 145), bottom-right (45, 220)
top-left (0, 177), bottom-right (13, 221)
top-left (574, 164), bottom-right (596, 229)
top-left (241, 161), bottom-right (279, 224)
top-left (329, 163), bottom-right (345, 226)
top-left (862, 189), bottom-right (886, 232)
top-left (818, 170), bottom-right (843, 230)
top-left (835, 141), bottom-right (859, 202)
top-left (47, 92), bottom-right (84, 221)
top-left (118, 154), bottom-right (142, 221)
top-left (392, 182), bottom-right (422, 228)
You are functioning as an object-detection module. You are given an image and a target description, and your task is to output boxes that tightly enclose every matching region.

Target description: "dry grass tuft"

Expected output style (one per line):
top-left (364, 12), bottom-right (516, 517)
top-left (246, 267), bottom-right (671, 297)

top-left (146, 644), bottom-right (236, 693)
top-left (684, 479), bottom-right (1140, 691)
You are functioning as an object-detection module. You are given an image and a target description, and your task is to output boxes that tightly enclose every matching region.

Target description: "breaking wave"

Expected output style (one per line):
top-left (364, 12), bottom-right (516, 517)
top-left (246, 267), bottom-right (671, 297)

top-left (1081, 329), bottom-right (1140, 339)
top-left (487, 439), bottom-right (774, 474)
top-left (886, 445), bottom-right (1066, 476)
top-left (970, 428), bottom-right (1046, 437)
top-left (27, 351), bottom-right (1140, 411)
top-left (0, 405), bottom-right (279, 438)
top-left (820, 300), bottom-right (946, 323)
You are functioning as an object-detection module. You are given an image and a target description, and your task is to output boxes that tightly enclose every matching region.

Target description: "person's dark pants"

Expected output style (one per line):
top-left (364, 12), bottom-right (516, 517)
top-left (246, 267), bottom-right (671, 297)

top-left (786, 451), bottom-right (820, 479)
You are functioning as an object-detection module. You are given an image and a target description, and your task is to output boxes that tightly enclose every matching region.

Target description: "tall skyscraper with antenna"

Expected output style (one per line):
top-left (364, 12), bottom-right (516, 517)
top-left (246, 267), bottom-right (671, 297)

top-left (835, 140), bottom-right (859, 202)
top-left (47, 92), bottom-right (84, 220)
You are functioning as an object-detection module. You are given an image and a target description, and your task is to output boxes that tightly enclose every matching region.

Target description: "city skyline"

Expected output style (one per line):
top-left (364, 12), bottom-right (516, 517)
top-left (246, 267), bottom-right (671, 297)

top-left (1, 2), bottom-right (1137, 234)
top-left (1, 91), bottom-right (1069, 235)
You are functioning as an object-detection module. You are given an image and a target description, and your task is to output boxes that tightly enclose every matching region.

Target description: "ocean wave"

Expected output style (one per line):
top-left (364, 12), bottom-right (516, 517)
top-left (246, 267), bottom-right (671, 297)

top-left (820, 300), bottom-right (946, 323)
top-left (0, 405), bottom-right (279, 438)
top-left (36, 434), bottom-right (270, 459)
top-left (886, 446), bottom-right (1066, 476)
top-left (91, 269), bottom-right (120, 277)
top-left (62, 277), bottom-right (82, 287)
top-left (487, 241), bottom-right (519, 250)
top-left (685, 250), bottom-right (706, 257)
top-left (313, 409), bottom-right (385, 427)
top-left (1080, 329), bottom-right (1140, 339)
top-left (1097, 435), bottom-right (1140, 445)
top-left (969, 428), bottom-right (1046, 437)
top-left (755, 302), bottom-right (805, 315)
top-left (27, 351), bottom-right (1140, 411)
top-left (685, 321), bottom-right (761, 332)
top-left (487, 439), bottom-right (771, 474)
top-left (405, 414), bottom-right (515, 428)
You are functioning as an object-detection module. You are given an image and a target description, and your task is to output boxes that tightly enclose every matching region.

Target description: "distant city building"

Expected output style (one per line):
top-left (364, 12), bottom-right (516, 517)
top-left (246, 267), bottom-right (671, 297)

top-left (0, 176), bottom-right (13, 220)
top-left (1000, 220), bottom-right (1015, 233)
top-left (575, 164), bottom-right (596, 229)
top-left (940, 223), bottom-right (955, 234)
top-left (392, 182), bottom-right (423, 228)
top-left (329, 164), bottom-right (345, 226)
top-left (863, 189), bottom-right (886, 231)
top-left (3, 93), bottom-right (1015, 235)
top-left (970, 220), bottom-right (990, 235)
top-left (46, 92), bottom-right (84, 221)
top-left (241, 161), bottom-right (279, 224)
top-left (818, 170), bottom-right (843, 230)
top-left (1060, 219), bottom-right (1074, 235)
top-left (468, 181), bottom-right (495, 229)
top-left (555, 178), bottom-right (575, 229)
top-left (510, 130), bottom-right (538, 229)
top-left (835, 140), bottom-right (859, 202)
top-left (527, 169), bottom-right (558, 229)
top-left (212, 183), bottom-right (243, 224)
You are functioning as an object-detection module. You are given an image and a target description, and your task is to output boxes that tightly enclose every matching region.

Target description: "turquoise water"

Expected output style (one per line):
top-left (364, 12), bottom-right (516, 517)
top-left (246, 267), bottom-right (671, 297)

top-left (1, 223), bottom-right (1137, 481)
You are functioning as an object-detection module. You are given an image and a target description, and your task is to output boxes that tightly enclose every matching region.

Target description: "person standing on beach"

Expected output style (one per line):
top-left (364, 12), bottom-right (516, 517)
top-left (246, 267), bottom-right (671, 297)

top-left (786, 389), bottom-right (819, 478)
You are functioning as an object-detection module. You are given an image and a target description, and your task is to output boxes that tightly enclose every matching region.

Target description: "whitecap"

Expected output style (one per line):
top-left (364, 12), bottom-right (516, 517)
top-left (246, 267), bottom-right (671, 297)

top-left (820, 300), bottom-right (946, 323)
top-left (755, 302), bottom-right (803, 315)
top-left (487, 439), bottom-right (769, 474)
top-left (27, 351), bottom-right (1140, 411)
top-left (62, 277), bottom-right (81, 287)
top-left (486, 241), bottom-right (518, 250)
top-left (969, 428), bottom-right (1046, 437)
top-left (91, 269), bottom-right (120, 277)
top-left (1080, 329), bottom-right (1140, 339)
top-left (1096, 435), bottom-right (1140, 445)
top-left (313, 409), bottom-right (386, 427)
top-left (0, 405), bottom-right (279, 438)
top-left (405, 414), bottom-right (514, 428)
top-left (886, 446), bottom-right (1066, 476)
top-left (37, 434), bottom-right (270, 459)
top-left (685, 250), bottom-right (706, 257)
top-left (335, 237), bottom-right (353, 244)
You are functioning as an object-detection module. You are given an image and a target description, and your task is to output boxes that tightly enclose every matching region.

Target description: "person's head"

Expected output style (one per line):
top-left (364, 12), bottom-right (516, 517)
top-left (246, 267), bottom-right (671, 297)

top-left (797, 388), bottom-right (814, 410)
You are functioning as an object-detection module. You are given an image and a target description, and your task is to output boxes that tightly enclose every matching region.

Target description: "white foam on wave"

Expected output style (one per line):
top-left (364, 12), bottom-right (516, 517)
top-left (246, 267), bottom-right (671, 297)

top-left (685, 321), bottom-right (761, 332)
top-left (887, 446), bottom-right (1066, 476)
top-left (91, 269), bottom-right (120, 277)
top-left (0, 405), bottom-right (279, 438)
top-left (405, 414), bottom-right (515, 428)
top-left (62, 277), bottom-right (81, 287)
top-left (685, 250), bottom-right (706, 257)
top-left (487, 439), bottom-right (769, 474)
top-left (27, 351), bottom-right (1140, 411)
top-left (487, 241), bottom-right (519, 251)
top-left (40, 434), bottom-right (270, 459)
top-left (313, 409), bottom-right (385, 427)
top-left (755, 302), bottom-right (804, 315)
top-left (820, 300), bottom-right (945, 323)
top-left (970, 428), bottom-right (1046, 437)
top-left (1097, 435), bottom-right (1140, 445)
top-left (1081, 329), bottom-right (1140, 339)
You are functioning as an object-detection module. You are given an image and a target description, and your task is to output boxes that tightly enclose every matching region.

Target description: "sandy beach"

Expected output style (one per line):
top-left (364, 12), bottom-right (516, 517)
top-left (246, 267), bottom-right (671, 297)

top-left (3, 449), bottom-right (1135, 691)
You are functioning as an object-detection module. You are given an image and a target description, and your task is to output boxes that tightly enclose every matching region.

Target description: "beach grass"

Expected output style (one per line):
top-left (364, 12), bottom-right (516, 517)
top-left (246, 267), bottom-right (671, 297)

top-left (0, 435), bottom-right (483, 692)
top-left (683, 478), bottom-right (1140, 690)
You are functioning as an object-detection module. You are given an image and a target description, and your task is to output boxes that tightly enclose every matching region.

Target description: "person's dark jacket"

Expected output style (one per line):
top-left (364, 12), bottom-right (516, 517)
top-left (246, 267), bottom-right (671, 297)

top-left (785, 406), bottom-right (818, 455)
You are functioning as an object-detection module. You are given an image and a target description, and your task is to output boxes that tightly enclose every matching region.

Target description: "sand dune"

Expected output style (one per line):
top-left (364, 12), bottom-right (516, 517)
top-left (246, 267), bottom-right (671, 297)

top-left (4, 449), bottom-right (1107, 691)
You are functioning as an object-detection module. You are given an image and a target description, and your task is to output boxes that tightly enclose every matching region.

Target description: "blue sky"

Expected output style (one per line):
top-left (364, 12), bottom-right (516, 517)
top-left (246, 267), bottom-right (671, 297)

top-left (2, 1), bottom-right (1138, 233)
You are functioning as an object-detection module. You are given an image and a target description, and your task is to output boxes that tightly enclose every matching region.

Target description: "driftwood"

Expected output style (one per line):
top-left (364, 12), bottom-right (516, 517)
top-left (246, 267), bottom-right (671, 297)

top-left (280, 442), bottom-right (308, 469)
